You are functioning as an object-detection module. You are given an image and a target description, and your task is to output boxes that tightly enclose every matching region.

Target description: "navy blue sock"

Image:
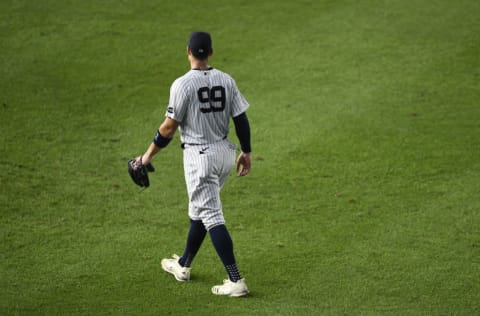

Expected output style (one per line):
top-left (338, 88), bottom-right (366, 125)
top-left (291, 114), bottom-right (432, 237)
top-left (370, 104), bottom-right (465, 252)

top-left (209, 224), bottom-right (243, 282)
top-left (179, 219), bottom-right (207, 267)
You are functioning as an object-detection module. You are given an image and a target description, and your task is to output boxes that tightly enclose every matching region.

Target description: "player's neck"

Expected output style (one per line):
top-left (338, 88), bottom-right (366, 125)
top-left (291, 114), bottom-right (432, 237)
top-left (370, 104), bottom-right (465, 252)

top-left (190, 60), bottom-right (210, 70)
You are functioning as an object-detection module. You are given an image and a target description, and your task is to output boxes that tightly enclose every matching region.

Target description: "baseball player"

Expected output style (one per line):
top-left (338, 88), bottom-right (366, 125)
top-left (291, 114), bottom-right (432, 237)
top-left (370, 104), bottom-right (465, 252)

top-left (135, 31), bottom-right (252, 297)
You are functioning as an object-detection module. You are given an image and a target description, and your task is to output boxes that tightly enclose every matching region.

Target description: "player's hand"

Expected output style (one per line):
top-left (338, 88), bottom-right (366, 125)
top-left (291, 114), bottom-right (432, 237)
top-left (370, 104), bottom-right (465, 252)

top-left (236, 152), bottom-right (251, 177)
top-left (134, 155), bottom-right (154, 172)
top-left (128, 155), bottom-right (155, 188)
top-left (140, 155), bottom-right (150, 166)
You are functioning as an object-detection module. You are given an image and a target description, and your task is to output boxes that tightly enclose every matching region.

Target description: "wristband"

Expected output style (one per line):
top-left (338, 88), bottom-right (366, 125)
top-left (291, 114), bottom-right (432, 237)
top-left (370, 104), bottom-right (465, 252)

top-left (153, 130), bottom-right (172, 148)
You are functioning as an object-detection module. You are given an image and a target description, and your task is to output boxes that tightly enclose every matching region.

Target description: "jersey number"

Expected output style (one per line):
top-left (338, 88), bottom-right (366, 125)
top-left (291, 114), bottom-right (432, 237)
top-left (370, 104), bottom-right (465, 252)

top-left (197, 86), bottom-right (226, 113)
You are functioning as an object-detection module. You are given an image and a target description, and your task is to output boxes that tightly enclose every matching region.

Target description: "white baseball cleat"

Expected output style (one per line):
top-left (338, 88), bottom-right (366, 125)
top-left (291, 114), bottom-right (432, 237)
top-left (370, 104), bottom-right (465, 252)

top-left (211, 278), bottom-right (249, 297)
top-left (161, 254), bottom-right (191, 282)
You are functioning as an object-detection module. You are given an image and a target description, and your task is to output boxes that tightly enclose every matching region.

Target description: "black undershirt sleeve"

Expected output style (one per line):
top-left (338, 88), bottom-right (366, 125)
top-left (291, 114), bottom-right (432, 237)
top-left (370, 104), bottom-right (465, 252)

top-left (232, 112), bottom-right (251, 153)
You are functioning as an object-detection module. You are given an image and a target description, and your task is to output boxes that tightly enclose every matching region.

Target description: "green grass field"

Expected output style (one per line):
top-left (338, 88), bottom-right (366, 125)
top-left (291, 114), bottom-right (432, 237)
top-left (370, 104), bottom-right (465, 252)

top-left (1, 0), bottom-right (479, 314)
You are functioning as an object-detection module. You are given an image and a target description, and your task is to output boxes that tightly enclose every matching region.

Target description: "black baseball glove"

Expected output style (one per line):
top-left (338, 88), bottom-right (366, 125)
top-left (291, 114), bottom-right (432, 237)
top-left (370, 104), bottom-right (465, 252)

top-left (128, 157), bottom-right (155, 188)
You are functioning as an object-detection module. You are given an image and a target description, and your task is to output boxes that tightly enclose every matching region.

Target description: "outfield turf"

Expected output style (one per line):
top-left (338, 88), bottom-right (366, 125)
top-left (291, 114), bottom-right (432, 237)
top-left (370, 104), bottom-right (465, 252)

top-left (1, 0), bottom-right (479, 314)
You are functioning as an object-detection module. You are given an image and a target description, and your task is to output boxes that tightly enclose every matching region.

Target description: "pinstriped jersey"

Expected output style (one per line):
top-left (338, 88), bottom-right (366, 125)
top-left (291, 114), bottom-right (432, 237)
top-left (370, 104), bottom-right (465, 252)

top-left (165, 68), bottom-right (249, 145)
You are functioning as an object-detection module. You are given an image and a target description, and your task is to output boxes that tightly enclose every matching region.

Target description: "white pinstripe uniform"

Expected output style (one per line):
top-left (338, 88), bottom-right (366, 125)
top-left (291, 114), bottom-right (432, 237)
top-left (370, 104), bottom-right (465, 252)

top-left (166, 68), bottom-right (249, 230)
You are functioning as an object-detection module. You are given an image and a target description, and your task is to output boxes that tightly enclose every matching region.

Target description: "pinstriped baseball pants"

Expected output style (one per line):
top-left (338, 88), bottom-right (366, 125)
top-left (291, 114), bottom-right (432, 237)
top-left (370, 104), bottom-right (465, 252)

top-left (183, 140), bottom-right (236, 230)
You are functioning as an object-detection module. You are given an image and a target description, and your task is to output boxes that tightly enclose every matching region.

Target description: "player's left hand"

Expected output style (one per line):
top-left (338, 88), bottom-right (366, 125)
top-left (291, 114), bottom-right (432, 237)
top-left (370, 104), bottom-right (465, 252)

top-left (128, 156), bottom-right (155, 187)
